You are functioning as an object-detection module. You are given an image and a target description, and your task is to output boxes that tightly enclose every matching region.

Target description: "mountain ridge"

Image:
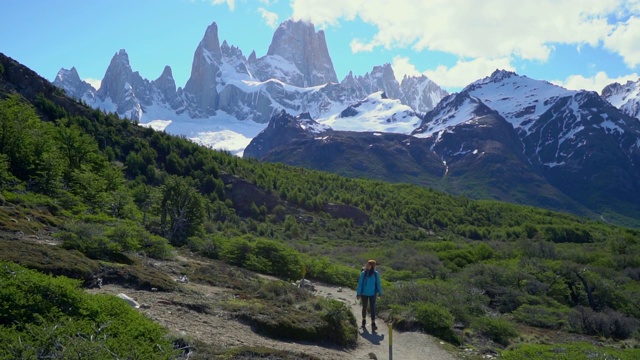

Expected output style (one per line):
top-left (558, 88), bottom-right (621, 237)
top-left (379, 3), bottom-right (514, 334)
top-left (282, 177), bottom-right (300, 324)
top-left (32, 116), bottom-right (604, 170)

top-left (53, 19), bottom-right (448, 127)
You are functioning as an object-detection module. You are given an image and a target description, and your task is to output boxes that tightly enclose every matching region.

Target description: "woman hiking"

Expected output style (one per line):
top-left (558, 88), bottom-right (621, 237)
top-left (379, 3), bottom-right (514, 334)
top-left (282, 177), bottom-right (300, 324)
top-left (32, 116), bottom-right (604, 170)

top-left (356, 259), bottom-right (383, 331)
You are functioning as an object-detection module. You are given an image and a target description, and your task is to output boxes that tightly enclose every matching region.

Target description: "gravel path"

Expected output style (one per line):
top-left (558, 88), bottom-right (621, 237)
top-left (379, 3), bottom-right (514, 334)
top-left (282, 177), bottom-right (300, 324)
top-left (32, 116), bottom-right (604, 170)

top-left (315, 282), bottom-right (459, 360)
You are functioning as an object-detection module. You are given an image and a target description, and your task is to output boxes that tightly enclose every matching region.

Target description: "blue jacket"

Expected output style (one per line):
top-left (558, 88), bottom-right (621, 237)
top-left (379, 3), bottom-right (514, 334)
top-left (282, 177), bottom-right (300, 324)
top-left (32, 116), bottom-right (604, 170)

top-left (357, 270), bottom-right (383, 297)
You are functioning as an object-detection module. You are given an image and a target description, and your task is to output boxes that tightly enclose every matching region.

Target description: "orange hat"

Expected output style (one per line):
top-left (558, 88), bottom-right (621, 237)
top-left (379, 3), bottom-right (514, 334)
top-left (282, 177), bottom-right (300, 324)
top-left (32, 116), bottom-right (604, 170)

top-left (367, 260), bottom-right (376, 267)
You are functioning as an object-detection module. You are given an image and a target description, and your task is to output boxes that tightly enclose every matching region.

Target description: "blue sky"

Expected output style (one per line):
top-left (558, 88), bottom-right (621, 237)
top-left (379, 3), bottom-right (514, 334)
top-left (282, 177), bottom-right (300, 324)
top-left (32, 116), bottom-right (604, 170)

top-left (1, 0), bottom-right (639, 93)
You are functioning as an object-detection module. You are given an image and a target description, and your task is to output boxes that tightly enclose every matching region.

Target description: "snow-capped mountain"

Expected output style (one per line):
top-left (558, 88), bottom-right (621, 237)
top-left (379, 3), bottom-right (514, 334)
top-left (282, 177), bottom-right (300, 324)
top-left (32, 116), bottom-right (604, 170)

top-left (410, 69), bottom-right (640, 221)
top-left (53, 19), bottom-right (447, 152)
top-left (602, 78), bottom-right (640, 120)
top-left (247, 69), bottom-right (640, 224)
top-left (448, 70), bottom-right (640, 169)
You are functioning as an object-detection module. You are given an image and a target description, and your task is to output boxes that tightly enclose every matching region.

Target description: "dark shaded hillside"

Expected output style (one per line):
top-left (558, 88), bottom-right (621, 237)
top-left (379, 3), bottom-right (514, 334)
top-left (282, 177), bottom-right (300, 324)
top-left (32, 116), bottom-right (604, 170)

top-left (245, 111), bottom-right (597, 223)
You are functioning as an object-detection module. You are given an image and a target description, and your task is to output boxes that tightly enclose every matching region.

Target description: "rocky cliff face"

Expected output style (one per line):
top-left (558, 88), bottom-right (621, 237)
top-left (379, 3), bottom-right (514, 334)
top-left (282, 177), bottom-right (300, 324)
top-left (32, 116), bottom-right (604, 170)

top-left (183, 22), bottom-right (223, 117)
top-left (264, 20), bottom-right (338, 87)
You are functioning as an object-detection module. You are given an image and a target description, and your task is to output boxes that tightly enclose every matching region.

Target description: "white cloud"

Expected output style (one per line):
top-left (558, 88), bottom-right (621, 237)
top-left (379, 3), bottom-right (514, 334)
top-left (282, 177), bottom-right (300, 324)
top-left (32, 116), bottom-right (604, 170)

top-left (392, 56), bottom-right (515, 90)
top-left (84, 78), bottom-right (102, 90)
top-left (390, 56), bottom-right (421, 80)
top-left (350, 38), bottom-right (377, 53)
top-left (605, 16), bottom-right (640, 69)
top-left (211, 0), bottom-right (235, 11)
top-left (258, 7), bottom-right (279, 28)
top-left (291, 0), bottom-right (631, 63)
top-left (552, 71), bottom-right (640, 92)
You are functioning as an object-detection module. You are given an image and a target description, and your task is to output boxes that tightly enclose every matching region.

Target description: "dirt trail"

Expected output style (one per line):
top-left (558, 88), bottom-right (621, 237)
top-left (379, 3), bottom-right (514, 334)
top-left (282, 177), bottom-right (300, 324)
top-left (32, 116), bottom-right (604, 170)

top-left (87, 260), bottom-right (459, 359)
top-left (314, 282), bottom-right (459, 360)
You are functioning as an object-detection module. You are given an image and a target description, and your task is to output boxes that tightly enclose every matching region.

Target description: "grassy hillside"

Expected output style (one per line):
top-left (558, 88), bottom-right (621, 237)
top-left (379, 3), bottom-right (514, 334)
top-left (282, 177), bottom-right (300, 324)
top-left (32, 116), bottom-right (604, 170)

top-left (1, 53), bottom-right (640, 358)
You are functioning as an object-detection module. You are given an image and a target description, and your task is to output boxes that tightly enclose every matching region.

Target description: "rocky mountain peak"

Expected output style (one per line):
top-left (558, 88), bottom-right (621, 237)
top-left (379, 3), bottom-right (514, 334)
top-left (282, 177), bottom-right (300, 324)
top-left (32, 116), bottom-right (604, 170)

top-left (55, 66), bottom-right (81, 84)
top-left (200, 22), bottom-right (222, 61)
top-left (399, 75), bottom-right (448, 114)
top-left (244, 110), bottom-right (330, 159)
top-left (95, 49), bottom-right (152, 121)
top-left (266, 19), bottom-right (338, 87)
top-left (488, 69), bottom-right (518, 81)
top-left (183, 21), bottom-right (225, 117)
top-left (248, 50), bottom-right (257, 63)
top-left (97, 49), bottom-right (134, 100)
top-left (152, 65), bottom-right (177, 104)
top-left (367, 63), bottom-right (401, 99)
top-left (601, 78), bottom-right (640, 119)
top-left (601, 82), bottom-right (624, 98)
top-left (466, 69), bottom-right (520, 91)
top-left (53, 66), bottom-right (96, 101)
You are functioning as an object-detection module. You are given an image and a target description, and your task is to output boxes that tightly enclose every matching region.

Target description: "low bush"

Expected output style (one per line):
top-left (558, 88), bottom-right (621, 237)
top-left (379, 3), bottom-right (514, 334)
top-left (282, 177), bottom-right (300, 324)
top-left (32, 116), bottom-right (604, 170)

top-left (513, 304), bottom-right (570, 329)
top-left (377, 280), bottom-right (489, 328)
top-left (413, 302), bottom-right (461, 344)
top-left (472, 316), bottom-right (519, 347)
top-left (58, 220), bottom-right (173, 261)
top-left (305, 256), bottom-right (360, 288)
top-left (0, 239), bottom-right (100, 280)
top-left (320, 298), bottom-right (358, 347)
top-left (568, 306), bottom-right (639, 340)
top-left (0, 262), bottom-right (177, 359)
top-left (220, 280), bottom-right (357, 347)
top-left (501, 342), bottom-right (640, 360)
top-left (215, 235), bottom-right (303, 279)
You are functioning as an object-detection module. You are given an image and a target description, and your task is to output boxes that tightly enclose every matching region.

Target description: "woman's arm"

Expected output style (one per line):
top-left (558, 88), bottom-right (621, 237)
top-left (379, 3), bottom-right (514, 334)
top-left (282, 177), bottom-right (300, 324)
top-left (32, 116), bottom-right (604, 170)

top-left (356, 272), bottom-right (364, 296)
top-left (376, 272), bottom-right (383, 296)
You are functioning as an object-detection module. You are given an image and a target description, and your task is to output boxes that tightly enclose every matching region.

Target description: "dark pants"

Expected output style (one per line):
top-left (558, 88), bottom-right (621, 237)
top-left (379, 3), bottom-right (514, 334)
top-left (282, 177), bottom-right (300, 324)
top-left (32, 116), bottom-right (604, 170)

top-left (361, 295), bottom-right (377, 322)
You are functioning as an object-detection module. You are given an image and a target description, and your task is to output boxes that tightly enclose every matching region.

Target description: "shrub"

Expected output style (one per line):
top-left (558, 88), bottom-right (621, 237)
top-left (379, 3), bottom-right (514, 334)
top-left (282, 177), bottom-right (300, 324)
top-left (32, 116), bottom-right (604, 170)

top-left (320, 299), bottom-right (358, 347)
top-left (215, 236), bottom-right (307, 280)
top-left (513, 304), bottom-right (570, 329)
top-left (472, 316), bottom-right (519, 347)
top-left (140, 233), bottom-right (174, 260)
top-left (501, 342), bottom-right (640, 360)
top-left (377, 280), bottom-right (489, 328)
top-left (568, 306), bottom-right (639, 340)
top-left (0, 262), bottom-right (177, 359)
top-left (412, 302), bottom-right (460, 344)
top-left (305, 256), bottom-right (361, 287)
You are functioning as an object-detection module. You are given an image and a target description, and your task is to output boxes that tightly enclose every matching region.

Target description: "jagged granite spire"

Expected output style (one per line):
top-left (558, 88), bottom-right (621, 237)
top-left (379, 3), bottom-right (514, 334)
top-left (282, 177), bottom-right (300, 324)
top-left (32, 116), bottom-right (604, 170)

top-left (96, 49), bottom-right (150, 120)
top-left (184, 22), bottom-right (223, 116)
top-left (152, 65), bottom-right (178, 105)
top-left (266, 20), bottom-right (338, 87)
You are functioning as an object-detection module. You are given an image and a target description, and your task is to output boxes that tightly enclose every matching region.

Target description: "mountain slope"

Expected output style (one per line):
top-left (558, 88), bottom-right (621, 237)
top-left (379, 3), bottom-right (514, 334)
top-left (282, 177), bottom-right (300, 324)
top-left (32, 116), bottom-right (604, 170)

top-left (461, 71), bottom-right (640, 223)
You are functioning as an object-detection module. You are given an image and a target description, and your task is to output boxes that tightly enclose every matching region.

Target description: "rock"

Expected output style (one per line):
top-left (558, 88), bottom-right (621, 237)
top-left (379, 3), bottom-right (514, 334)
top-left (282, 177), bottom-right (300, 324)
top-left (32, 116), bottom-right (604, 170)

top-left (117, 293), bottom-right (140, 309)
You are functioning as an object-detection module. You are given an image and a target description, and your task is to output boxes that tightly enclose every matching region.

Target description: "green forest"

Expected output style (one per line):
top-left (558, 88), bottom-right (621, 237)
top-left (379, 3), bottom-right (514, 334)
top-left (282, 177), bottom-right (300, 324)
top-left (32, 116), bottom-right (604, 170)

top-left (1, 57), bottom-right (640, 359)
